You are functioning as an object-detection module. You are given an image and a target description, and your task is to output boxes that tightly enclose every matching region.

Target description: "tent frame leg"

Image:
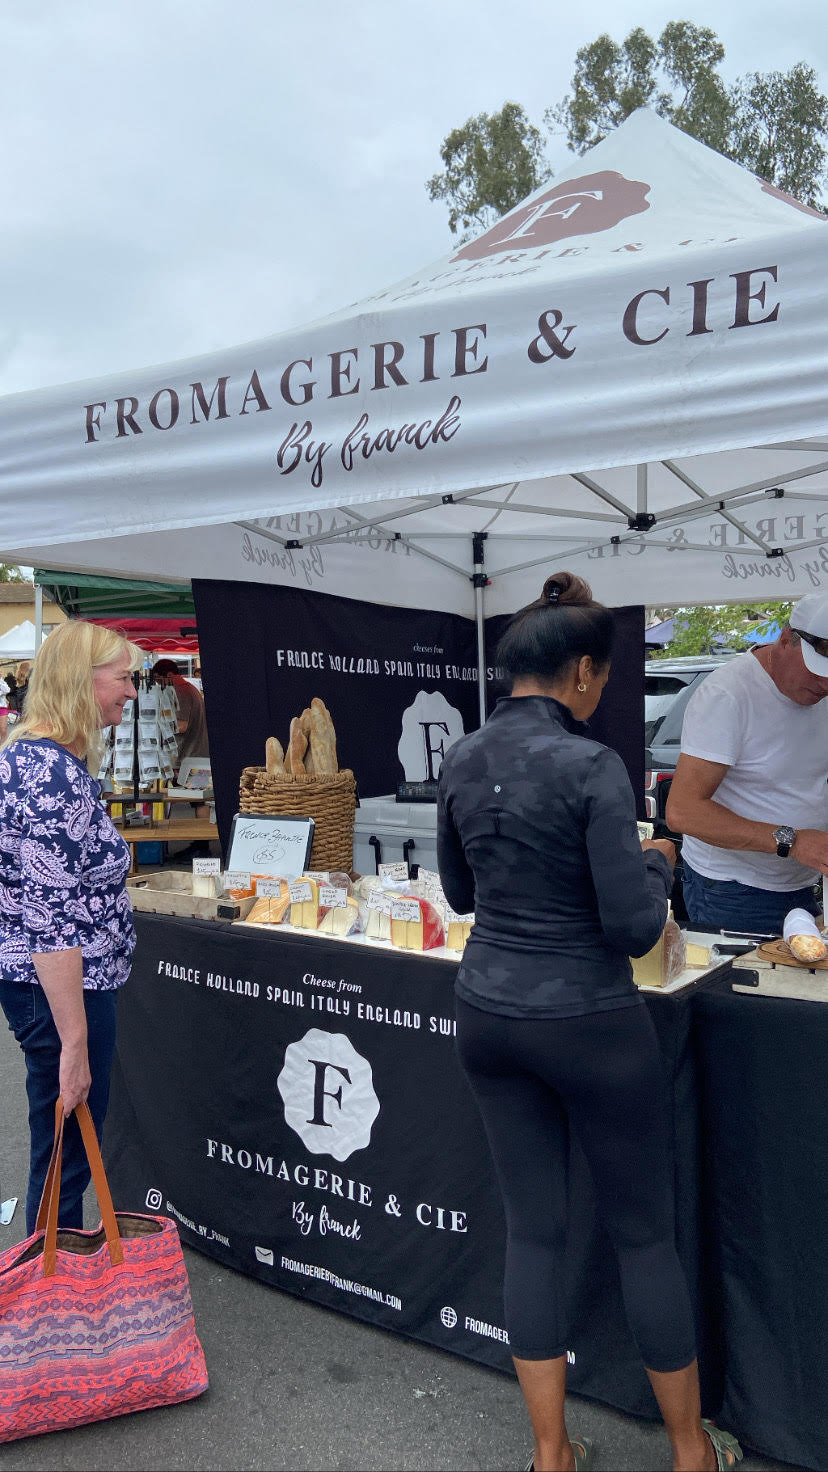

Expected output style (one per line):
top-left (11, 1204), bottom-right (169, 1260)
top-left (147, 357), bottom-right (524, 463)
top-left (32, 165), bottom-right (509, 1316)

top-left (473, 533), bottom-right (487, 728)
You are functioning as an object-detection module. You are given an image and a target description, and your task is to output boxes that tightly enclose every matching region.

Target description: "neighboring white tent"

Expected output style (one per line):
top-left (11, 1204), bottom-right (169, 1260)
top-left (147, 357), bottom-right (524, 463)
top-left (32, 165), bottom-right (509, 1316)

top-left (2, 108), bottom-right (828, 617)
top-left (0, 620), bottom-right (38, 660)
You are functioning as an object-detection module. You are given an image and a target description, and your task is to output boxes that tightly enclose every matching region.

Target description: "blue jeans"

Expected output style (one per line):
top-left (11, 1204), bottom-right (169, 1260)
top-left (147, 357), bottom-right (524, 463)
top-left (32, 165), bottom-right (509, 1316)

top-left (682, 862), bottom-right (820, 935)
top-left (0, 981), bottom-right (119, 1234)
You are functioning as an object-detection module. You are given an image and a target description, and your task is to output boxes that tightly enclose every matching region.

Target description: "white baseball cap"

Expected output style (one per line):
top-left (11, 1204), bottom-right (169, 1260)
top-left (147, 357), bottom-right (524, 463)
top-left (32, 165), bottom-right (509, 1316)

top-left (790, 593), bottom-right (828, 676)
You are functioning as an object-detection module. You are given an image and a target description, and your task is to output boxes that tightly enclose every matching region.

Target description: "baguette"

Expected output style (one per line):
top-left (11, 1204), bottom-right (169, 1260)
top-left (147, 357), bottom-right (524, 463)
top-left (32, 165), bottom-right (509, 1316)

top-left (265, 736), bottom-right (285, 776)
top-left (286, 716), bottom-right (308, 776)
top-left (299, 708), bottom-right (315, 775)
top-left (309, 697), bottom-right (338, 774)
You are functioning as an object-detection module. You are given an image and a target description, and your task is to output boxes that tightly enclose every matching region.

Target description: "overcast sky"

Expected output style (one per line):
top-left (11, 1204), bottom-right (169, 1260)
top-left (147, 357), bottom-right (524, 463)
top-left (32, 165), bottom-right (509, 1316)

top-left (2, 0), bottom-right (825, 397)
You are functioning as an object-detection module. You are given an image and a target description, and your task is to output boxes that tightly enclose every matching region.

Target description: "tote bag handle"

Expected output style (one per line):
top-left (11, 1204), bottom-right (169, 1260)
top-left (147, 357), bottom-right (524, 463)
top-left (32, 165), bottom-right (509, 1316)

top-left (36, 1100), bottom-right (124, 1277)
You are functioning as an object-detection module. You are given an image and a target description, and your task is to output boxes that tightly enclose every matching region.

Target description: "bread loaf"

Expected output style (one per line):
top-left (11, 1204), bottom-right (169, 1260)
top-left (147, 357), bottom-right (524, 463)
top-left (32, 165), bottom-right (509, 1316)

top-left (286, 717), bottom-right (308, 776)
top-left (309, 697), bottom-right (338, 775)
top-left (788, 933), bottom-right (827, 962)
top-left (265, 737), bottom-right (285, 776)
top-left (299, 709), bottom-right (316, 775)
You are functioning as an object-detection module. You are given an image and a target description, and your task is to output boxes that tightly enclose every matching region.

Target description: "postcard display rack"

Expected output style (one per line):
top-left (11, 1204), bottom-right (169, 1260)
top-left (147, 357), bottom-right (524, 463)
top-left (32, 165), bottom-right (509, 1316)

top-left (100, 682), bottom-right (179, 790)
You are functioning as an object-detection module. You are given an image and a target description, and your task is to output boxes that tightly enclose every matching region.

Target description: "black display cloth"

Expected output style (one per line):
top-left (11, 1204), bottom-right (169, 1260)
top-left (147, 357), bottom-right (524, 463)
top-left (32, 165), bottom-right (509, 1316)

top-left (695, 988), bottom-right (828, 1471)
top-left (104, 914), bottom-right (712, 1411)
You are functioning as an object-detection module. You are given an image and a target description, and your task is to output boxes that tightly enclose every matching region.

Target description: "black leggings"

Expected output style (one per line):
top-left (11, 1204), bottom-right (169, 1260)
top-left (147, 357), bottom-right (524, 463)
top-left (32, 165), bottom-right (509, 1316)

top-left (456, 997), bottom-right (697, 1371)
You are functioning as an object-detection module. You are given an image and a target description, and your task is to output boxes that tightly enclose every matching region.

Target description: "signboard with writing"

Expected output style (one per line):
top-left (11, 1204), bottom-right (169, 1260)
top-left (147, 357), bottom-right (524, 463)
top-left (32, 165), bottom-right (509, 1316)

top-left (226, 814), bottom-right (314, 881)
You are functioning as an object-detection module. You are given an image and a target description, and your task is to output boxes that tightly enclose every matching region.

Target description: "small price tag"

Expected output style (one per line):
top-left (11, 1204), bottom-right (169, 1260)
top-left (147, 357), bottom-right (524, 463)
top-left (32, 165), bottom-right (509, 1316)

top-left (305, 870), bottom-right (329, 883)
top-left (193, 858), bottom-right (221, 876)
top-left (379, 861), bottom-right (409, 883)
top-left (255, 879), bottom-right (283, 898)
top-left (368, 891), bottom-right (394, 915)
top-left (225, 870), bottom-right (252, 891)
top-left (319, 884), bottom-right (348, 908)
top-left (289, 881), bottom-right (313, 903)
top-left (391, 898), bottom-right (421, 923)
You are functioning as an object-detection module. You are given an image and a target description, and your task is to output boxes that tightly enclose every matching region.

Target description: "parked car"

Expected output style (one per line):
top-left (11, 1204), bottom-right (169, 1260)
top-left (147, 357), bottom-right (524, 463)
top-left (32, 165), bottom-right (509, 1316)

top-left (643, 654), bottom-right (739, 829)
top-left (643, 654), bottom-right (742, 921)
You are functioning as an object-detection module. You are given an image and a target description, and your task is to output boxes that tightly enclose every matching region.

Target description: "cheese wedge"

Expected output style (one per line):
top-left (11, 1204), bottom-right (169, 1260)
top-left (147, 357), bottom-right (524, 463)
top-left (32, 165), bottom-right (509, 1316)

top-left (365, 907), bottom-right (392, 942)
top-left (685, 942), bottom-right (710, 967)
top-left (290, 879), bottom-right (320, 930)
top-left (318, 897), bottom-right (359, 936)
top-left (446, 919), bottom-right (473, 952)
top-left (247, 884), bottom-right (291, 926)
top-left (390, 897), bottom-right (445, 952)
top-left (632, 916), bottom-right (686, 988)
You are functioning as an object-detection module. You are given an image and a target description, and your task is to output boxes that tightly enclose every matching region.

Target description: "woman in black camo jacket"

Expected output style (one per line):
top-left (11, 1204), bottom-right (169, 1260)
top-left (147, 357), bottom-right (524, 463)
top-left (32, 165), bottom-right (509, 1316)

top-left (437, 573), bottom-right (740, 1472)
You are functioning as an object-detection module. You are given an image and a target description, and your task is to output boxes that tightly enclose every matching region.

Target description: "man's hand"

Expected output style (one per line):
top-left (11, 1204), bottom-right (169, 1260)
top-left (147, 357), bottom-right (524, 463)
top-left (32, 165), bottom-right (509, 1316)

top-left (790, 829), bottom-right (828, 875)
top-left (642, 837), bottom-right (677, 869)
top-left (59, 1041), bottom-right (91, 1115)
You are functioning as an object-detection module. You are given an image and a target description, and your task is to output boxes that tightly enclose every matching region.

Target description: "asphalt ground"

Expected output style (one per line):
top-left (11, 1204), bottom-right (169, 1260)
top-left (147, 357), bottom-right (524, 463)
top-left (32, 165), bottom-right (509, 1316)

top-left (0, 1001), bottom-right (790, 1471)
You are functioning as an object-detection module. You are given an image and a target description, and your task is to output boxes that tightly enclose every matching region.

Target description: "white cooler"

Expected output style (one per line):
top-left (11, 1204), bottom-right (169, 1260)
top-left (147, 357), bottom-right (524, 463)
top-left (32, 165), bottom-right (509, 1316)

top-left (353, 795), bottom-right (438, 877)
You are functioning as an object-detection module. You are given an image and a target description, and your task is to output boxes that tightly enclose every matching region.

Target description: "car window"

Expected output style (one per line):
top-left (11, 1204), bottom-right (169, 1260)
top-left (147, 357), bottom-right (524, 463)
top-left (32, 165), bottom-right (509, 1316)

top-left (655, 676), bottom-right (710, 745)
top-left (644, 676), bottom-right (688, 744)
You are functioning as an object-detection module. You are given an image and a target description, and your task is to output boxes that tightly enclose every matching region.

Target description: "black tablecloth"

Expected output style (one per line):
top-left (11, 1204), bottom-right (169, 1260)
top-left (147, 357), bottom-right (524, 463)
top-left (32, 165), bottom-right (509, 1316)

top-left (104, 914), bottom-right (712, 1414)
top-left (695, 988), bottom-right (828, 1470)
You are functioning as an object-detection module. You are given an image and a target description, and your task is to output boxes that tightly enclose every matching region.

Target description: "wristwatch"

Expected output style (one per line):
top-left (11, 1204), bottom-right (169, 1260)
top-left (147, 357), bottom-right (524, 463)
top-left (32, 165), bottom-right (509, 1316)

top-left (772, 824), bottom-right (797, 857)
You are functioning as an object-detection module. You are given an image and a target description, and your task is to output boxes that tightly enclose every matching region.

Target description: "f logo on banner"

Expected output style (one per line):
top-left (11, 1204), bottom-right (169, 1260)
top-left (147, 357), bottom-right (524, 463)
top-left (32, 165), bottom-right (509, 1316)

top-left (307, 1059), bottom-right (352, 1126)
top-left (278, 1030), bottom-right (380, 1161)
top-left (419, 721), bottom-right (450, 782)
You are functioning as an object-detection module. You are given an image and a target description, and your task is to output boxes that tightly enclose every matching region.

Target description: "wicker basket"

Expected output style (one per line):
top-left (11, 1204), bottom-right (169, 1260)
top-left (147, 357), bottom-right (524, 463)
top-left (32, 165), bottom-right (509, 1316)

top-left (238, 768), bottom-right (357, 873)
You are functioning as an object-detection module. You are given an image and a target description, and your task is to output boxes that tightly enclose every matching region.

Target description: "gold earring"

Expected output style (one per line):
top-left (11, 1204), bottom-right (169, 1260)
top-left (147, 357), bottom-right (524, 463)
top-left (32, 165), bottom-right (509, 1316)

top-left (578, 682), bottom-right (588, 693)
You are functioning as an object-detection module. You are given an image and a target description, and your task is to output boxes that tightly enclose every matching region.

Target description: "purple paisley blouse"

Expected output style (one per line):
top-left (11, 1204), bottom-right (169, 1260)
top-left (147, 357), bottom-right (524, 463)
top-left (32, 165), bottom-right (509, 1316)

top-left (0, 738), bottom-right (135, 989)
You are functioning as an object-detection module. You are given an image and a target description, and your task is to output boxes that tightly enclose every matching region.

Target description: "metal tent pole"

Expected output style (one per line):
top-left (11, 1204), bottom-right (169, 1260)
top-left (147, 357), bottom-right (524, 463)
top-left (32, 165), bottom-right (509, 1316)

top-left (34, 583), bottom-right (43, 650)
top-left (472, 532), bottom-right (488, 728)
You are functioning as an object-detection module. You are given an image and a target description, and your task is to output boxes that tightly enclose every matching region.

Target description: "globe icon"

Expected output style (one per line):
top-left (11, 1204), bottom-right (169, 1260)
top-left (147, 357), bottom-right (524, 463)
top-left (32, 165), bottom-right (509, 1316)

top-left (440, 1306), bottom-right (457, 1329)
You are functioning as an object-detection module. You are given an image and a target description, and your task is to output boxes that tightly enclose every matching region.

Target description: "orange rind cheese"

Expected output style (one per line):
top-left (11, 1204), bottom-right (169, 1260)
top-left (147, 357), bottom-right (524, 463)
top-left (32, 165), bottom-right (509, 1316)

top-left (246, 881), bottom-right (290, 925)
top-left (390, 896), bottom-right (445, 952)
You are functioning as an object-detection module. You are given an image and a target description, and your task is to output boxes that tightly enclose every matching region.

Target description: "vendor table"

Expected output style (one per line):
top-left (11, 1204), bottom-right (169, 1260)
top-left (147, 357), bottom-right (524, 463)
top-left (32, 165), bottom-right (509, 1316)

top-left (104, 914), bottom-right (720, 1419)
top-left (694, 988), bottom-right (828, 1471)
top-left (118, 819), bottom-right (219, 873)
top-left (103, 917), bottom-right (828, 1467)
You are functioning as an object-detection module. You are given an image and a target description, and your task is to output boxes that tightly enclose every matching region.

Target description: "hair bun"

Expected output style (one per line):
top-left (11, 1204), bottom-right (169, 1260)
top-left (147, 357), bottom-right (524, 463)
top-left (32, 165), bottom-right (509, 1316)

top-left (540, 571), bottom-right (595, 608)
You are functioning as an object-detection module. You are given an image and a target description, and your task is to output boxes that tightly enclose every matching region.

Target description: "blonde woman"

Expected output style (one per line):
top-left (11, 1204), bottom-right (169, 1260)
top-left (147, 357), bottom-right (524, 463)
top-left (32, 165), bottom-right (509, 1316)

top-left (0, 622), bottom-right (140, 1232)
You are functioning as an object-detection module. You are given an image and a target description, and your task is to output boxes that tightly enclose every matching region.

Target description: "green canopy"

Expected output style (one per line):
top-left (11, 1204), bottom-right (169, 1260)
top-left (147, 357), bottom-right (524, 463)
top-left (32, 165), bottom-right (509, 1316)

top-left (34, 570), bottom-right (195, 621)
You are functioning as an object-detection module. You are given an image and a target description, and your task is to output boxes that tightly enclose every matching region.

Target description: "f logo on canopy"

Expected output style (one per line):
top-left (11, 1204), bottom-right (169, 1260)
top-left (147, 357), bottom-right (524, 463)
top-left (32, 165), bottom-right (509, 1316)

top-left (452, 171), bottom-right (651, 261)
top-left (277, 1029), bottom-right (380, 1161)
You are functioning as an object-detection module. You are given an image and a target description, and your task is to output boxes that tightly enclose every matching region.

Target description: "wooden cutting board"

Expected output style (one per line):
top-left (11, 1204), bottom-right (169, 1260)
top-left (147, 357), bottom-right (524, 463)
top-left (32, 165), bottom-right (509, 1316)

top-left (754, 938), bottom-right (828, 970)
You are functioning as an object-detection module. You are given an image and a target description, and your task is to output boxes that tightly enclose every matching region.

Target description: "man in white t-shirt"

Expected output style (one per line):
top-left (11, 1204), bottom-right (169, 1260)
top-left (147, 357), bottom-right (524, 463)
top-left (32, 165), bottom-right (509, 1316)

top-left (666, 592), bottom-right (828, 933)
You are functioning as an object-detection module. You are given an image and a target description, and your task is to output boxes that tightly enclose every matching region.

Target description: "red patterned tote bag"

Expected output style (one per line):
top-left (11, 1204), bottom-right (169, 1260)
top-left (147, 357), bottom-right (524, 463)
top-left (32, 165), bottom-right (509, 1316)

top-left (0, 1100), bottom-right (208, 1442)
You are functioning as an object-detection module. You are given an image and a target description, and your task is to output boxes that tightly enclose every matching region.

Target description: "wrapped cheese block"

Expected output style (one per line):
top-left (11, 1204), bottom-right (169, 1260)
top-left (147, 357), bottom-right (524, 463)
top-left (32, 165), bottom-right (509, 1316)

top-left (365, 907), bottom-right (392, 942)
top-left (390, 896), bottom-right (445, 952)
top-left (632, 915), bottom-right (686, 988)
top-left (783, 907), bottom-right (827, 962)
top-left (445, 917), bottom-right (474, 953)
top-left (318, 896), bottom-right (361, 936)
top-left (247, 882), bottom-right (291, 926)
top-left (290, 878), bottom-right (320, 930)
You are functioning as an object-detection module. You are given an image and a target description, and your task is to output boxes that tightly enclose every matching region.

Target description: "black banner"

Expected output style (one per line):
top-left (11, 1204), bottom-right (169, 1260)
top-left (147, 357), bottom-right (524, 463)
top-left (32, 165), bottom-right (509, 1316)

top-left (104, 914), bottom-right (713, 1414)
top-left (193, 579), bottom-right (480, 851)
top-left (485, 605), bottom-right (646, 817)
top-left (193, 578), bottom-right (645, 850)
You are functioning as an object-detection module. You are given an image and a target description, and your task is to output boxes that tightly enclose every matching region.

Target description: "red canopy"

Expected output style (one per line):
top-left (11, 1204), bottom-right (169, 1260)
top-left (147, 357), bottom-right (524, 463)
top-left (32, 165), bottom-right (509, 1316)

top-left (87, 617), bottom-right (198, 653)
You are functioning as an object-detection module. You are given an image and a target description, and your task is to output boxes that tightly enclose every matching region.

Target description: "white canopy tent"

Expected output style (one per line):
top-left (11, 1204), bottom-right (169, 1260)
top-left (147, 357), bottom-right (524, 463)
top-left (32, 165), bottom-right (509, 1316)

top-left (0, 621), bottom-right (39, 661)
top-left (2, 108), bottom-right (828, 645)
